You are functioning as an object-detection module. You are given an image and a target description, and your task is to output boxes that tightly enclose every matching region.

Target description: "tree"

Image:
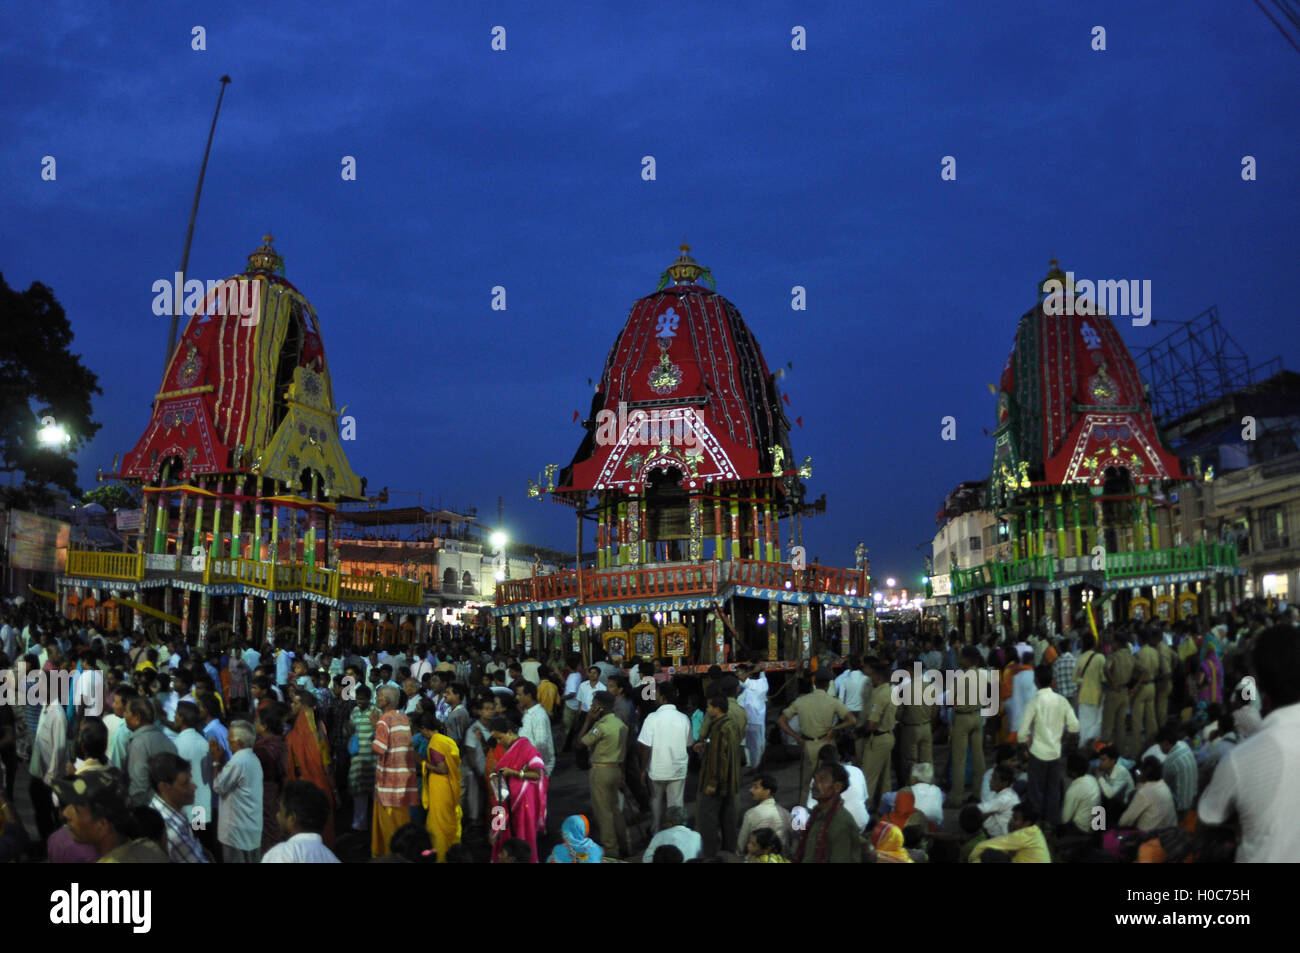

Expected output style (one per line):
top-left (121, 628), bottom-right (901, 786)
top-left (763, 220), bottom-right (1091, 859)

top-left (0, 272), bottom-right (102, 508)
top-left (83, 483), bottom-right (139, 511)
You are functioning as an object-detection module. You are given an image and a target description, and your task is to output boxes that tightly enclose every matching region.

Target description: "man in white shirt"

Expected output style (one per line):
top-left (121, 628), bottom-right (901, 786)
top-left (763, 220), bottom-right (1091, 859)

top-left (561, 661), bottom-right (584, 751)
top-left (737, 774), bottom-right (793, 855)
top-left (906, 761), bottom-right (944, 829)
top-left (1018, 663), bottom-right (1079, 827)
top-left (978, 764), bottom-right (1021, 837)
top-left (1060, 751), bottom-right (1101, 834)
top-left (642, 806), bottom-right (702, 863)
top-left (1095, 745), bottom-right (1135, 807)
top-left (1198, 624), bottom-right (1300, 862)
top-left (210, 720), bottom-right (264, 863)
top-left (637, 683), bottom-right (692, 833)
top-left (174, 702), bottom-right (213, 835)
top-left (803, 745), bottom-right (869, 831)
top-left (516, 680), bottom-right (555, 776)
top-left (1118, 757), bottom-right (1177, 831)
top-left (575, 665), bottom-right (604, 716)
top-left (739, 662), bottom-right (770, 769)
top-left (262, 780), bottom-right (340, 863)
top-left (1007, 651), bottom-right (1037, 737)
top-left (833, 655), bottom-right (868, 716)
top-left (409, 644), bottom-right (434, 685)
top-left (0, 621), bottom-right (14, 662)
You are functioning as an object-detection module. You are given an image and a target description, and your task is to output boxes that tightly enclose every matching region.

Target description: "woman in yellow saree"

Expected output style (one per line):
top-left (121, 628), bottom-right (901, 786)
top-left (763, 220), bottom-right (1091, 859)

top-left (416, 711), bottom-right (462, 862)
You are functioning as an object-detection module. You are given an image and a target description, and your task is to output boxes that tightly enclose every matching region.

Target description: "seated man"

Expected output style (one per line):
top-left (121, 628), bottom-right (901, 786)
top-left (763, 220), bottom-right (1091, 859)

top-left (977, 764), bottom-right (1020, 838)
top-left (907, 762), bottom-right (944, 829)
top-left (641, 806), bottom-right (702, 864)
top-left (968, 803), bottom-right (1051, 863)
top-left (1117, 757), bottom-right (1177, 832)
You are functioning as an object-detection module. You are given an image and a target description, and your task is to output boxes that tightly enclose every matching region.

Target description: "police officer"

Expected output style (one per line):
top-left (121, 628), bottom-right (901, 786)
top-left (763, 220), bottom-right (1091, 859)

top-left (947, 646), bottom-right (986, 806)
top-left (577, 690), bottom-right (630, 858)
top-left (1154, 631), bottom-right (1176, 728)
top-left (1130, 631), bottom-right (1160, 757)
top-left (778, 670), bottom-right (855, 802)
top-left (859, 660), bottom-right (898, 814)
top-left (897, 661), bottom-right (934, 789)
top-left (1100, 631), bottom-right (1134, 747)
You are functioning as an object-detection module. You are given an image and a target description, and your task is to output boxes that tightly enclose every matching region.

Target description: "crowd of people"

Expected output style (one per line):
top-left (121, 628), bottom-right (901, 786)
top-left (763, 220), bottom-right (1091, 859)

top-left (0, 596), bottom-right (1296, 863)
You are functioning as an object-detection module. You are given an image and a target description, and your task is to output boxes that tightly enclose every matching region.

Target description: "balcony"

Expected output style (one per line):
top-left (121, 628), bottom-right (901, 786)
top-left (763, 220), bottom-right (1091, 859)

top-left (65, 550), bottom-right (144, 582)
top-left (1104, 541), bottom-right (1238, 580)
top-left (493, 559), bottom-right (868, 608)
top-left (945, 542), bottom-right (1239, 594)
top-left (63, 549), bottom-right (422, 607)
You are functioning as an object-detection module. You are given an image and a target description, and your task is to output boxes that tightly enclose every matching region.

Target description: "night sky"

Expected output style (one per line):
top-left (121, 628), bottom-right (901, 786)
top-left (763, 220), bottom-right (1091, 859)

top-left (2, 1), bottom-right (1296, 587)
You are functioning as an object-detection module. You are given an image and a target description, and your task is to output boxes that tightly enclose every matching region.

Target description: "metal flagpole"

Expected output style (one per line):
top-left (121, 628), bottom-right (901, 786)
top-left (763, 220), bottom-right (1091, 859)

top-left (164, 75), bottom-right (231, 374)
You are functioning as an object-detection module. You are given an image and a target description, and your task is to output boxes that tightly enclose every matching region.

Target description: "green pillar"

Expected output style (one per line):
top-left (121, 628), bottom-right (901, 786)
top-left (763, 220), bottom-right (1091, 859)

top-left (190, 493), bottom-right (205, 554)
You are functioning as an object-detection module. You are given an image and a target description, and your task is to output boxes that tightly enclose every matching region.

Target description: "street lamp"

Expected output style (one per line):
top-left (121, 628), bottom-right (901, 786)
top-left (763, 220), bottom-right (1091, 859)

top-left (885, 577), bottom-right (897, 588)
top-left (38, 420), bottom-right (71, 447)
top-left (491, 530), bottom-right (509, 582)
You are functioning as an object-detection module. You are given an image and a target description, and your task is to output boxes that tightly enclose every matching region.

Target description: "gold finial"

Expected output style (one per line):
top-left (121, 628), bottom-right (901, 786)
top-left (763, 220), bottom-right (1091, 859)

top-left (1038, 255), bottom-right (1068, 298)
top-left (246, 233), bottom-right (285, 275)
top-left (657, 242), bottom-right (714, 290)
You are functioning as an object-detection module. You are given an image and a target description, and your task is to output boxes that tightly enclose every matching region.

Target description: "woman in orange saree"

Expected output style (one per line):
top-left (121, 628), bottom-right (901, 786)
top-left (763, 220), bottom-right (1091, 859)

top-left (287, 689), bottom-right (337, 848)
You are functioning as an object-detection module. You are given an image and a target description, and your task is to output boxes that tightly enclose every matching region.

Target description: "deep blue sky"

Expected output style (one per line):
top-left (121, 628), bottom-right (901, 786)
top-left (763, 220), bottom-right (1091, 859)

top-left (3, 1), bottom-right (1297, 587)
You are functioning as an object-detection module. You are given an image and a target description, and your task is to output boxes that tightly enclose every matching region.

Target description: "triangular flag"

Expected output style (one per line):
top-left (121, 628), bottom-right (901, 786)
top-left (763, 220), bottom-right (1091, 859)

top-left (572, 410), bottom-right (580, 423)
top-left (987, 382), bottom-right (997, 394)
top-left (796, 416), bottom-right (803, 428)
top-left (782, 393), bottom-right (790, 405)
top-left (982, 427), bottom-right (990, 436)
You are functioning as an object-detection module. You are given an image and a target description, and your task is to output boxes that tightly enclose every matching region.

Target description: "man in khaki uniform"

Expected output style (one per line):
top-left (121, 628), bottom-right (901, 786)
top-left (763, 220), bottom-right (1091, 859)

top-left (577, 690), bottom-right (630, 858)
top-left (1129, 632), bottom-right (1160, 757)
top-left (1100, 632), bottom-right (1134, 747)
top-left (778, 670), bottom-right (854, 801)
top-left (1154, 634), bottom-right (1175, 728)
top-left (897, 663), bottom-right (934, 789)
top-left (947, 646), bottom-right (986, 806)
top-left (860, 660), bottom-right (898, 814)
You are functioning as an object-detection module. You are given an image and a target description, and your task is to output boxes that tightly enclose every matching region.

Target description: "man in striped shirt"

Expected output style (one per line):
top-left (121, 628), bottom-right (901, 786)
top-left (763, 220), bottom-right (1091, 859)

top-left (1051, 638), bottom-right (1078, 708)
top-left (370, 685), bottom-right (419, 857)
top-left (148, 752), bottom-right (209, 863)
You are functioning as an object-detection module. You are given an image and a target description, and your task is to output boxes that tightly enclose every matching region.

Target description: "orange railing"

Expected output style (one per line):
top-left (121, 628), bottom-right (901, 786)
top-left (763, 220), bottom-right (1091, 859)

top-left (494, 559), bottom-right (867, 606)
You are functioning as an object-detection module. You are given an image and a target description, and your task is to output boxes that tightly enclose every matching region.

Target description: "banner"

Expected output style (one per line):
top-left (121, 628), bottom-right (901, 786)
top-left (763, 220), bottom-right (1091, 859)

top-left (115, 508), bottom-right (143, 531)
top-left (8, 511), bottom-right (70, 572)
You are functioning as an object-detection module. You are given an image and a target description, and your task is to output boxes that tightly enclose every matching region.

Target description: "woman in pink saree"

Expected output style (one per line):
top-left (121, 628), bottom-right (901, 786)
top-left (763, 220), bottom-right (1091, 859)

top-left (487, 718), bottom-right (549, 863)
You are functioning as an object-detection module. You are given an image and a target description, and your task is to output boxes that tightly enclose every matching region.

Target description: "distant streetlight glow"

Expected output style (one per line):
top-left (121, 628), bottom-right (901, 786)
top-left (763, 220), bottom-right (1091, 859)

top-left (885, 577), bottom-right (896, 588)
top-left (490, 530), bottom-right (508, 551)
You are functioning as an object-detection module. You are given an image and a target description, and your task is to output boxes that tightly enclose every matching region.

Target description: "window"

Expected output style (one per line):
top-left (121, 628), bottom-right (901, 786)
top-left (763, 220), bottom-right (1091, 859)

top-left (1259, 507), bottom-right (1288, 550)
top-left (968, 536), bottom-right (982, 551)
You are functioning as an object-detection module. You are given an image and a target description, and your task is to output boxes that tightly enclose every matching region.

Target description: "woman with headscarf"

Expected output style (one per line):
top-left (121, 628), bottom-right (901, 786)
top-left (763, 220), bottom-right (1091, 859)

top-left (887, 790), bottom-right (917, 830)
top-left (547, 814), bottom-right (603, 863)
top-left (253, 702), bottom-right (289, 851)
top-left (416, 711), bottom-right (462, 863)
top-left (1197, 631), bottom-right (1224, 706)
top-left (870, 819), bottom-right (914, 863)
top-left (286, 688), bottom-right (336, 848)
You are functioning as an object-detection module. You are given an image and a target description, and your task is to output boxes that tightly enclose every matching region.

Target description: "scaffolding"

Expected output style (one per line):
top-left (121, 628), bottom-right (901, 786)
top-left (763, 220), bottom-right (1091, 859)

top-left (1135, 306), bottom-right (1281, 425)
